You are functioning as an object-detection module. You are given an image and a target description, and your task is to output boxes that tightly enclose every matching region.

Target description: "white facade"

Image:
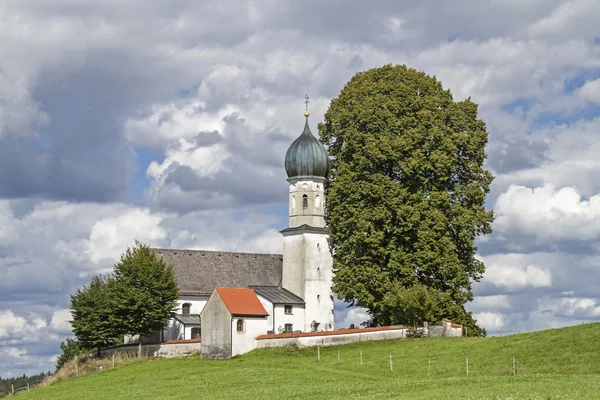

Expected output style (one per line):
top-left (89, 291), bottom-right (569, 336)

top-left (231, 317), bottom-right (268, 357)
top-left (288, 179), bottom-right (326, 228)
top-left (175, 295), bottom-right (207, 315)
top-left (282, 177), bottom-right (334, 333)
top-left (256, 295), bottom-right (306, 334)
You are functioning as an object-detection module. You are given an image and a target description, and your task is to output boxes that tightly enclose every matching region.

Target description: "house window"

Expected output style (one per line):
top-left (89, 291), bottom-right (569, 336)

top-left (191, 327), bottom-right (201, 338)
top-left (284, 305), bottom-right (293, 315)
top-left (285, 324), bottom-right (293, 333)
top-left (302, 194), bottom-right (308, 208)
top-left (237, 319), bottom-right (244, 332)
top-left (182, 303), bottom-right (191, 316)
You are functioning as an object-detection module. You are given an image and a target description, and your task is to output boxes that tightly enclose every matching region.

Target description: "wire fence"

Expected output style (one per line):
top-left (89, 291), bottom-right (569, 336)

top-left (307, 344), bottom-right (576, 379)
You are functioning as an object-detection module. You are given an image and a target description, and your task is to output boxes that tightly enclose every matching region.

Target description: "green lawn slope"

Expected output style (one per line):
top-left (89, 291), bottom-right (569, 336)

top-left (20, 323), bottom-right (600, 399)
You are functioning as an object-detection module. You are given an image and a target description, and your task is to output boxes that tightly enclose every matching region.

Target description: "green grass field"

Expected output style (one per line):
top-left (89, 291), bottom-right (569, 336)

top-left (20, 323), bottom-right (600, 399)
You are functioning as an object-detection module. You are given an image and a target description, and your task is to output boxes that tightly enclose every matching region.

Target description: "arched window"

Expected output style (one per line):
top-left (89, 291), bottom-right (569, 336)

top-left (191, 327), bottom-right (201, 338)
top-left (302, 194), bottom-right (308, 208)
top-left (315, 195), bottom-right (321, 208)
top-left (291, 195), bottom-right (296, 211)
top-left (236, 319), bottom-right (244, 332)
top-left (182, 303), bottom-right (191, 316)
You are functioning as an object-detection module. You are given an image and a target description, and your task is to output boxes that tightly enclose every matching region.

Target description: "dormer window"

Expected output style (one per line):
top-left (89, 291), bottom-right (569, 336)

top-left (182, 303), bottom-right (191, 316)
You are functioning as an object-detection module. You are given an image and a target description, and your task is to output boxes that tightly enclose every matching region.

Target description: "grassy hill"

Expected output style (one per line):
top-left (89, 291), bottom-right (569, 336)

top-left (19, 323), bottom-right (600, 399)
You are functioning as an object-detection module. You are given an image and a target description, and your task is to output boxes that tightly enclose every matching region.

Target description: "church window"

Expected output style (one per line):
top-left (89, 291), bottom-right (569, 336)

top-left (315, 195), bottom-right (321, 208)
top-left (236, 319), bottom-right (245, 332)
top-left (285, 324), bottom-right (293, 333)
top-left (182, 303), bottom-right (191, 316)
top-left (191, 327), bottom-right (201, 338)
top-left (284, 305), bottom-right (293, 315)
top-left (302, 194), bottom-right (308, 208)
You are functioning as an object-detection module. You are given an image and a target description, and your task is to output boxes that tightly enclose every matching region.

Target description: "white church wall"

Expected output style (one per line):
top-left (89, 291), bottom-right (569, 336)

top-left (273, 304), bottom-right (305, 333)
top-left (231, 316), bottom-right (268, 357)
top-left (257, 295), bottom-right (275, 332)
top-left (282, 234), bottom-right (305, 298)
top-left (176, 295), bottom-right (208, 315)
top-left (302, 233), bottom-right (334, 332)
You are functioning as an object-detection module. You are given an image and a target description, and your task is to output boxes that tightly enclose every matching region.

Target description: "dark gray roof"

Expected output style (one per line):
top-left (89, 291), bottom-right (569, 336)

top-left (284, 116), bottom-right (329, 179)
top-left (152, 248), bottom-right (283, 294)
top-left (280, 224), bottom-right (328, 235)
top-left (174, 314), bottom-right (201, 325)
top-left (250, 286), bottom-right (305, 305)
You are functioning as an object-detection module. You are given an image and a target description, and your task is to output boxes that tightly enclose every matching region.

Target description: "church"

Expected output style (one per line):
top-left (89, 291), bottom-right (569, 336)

top-left (151, 109), bottom-right (335, 358)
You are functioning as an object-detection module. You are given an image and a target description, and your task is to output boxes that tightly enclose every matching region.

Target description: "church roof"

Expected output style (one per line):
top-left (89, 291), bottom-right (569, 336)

top-left (174, 314), bottom-right (201, 325)
top-left (215, 287), bottom-right (269, 317)
top-left (250, 286), bottom-right (305, 305)
top-left (152, 248), bottom-right (283, 294)
top-left (284, 115), bottom-right (329, 179)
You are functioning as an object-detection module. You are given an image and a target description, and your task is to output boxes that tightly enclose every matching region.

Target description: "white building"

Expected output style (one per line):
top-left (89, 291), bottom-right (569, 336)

top-left (145, 110), bottom-right (335, 357)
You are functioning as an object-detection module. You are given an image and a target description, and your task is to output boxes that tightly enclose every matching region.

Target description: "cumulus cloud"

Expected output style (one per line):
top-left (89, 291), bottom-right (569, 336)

top-left (494, 184), bottom-right (600, 242)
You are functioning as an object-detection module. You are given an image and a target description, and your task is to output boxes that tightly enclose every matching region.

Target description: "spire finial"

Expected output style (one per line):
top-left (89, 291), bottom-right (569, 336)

top-left (304, 94), bottom-right (310, 117)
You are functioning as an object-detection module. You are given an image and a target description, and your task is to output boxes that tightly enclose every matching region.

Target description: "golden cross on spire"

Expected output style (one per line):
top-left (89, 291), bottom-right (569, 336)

top-left (304, 94), bottom-right (310, 117)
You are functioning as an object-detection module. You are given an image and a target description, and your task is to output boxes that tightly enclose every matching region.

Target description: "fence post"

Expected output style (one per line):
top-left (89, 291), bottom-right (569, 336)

top-left (513, 358), bottom-right (516, 376)
top-left (317, 346), bottom-right (320, 361)
top-left (389, 354), bottom-right (393, 372)
top-left (466, 358), bottom-right (469, 376)
top-left (428, 358), bottom-right (431, 377)
top-left (512, 325), bottom-right (515, 335)
top-left (112, 352), bottom-right (116, 369)
top-left (11, 384), bottom-right (14, 394)
top-left (75, 356), bottom-right (79, 377)
top-left (338, 349), bottom-right (340, 363)
top-left (500, 327), bottom-right (502, 337)
top-left (360, 351), bottom-right (363, 366)
top-left (27, 382), bottom-right (30, 390)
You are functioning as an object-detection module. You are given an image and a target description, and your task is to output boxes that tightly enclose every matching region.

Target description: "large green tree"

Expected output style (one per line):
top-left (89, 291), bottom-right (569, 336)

top-left (319, 64), bottom-right (494, 335)
top-left (111, 241), bottom-right (179, 355)
top-left (70, 275), bottom-right (120, 356)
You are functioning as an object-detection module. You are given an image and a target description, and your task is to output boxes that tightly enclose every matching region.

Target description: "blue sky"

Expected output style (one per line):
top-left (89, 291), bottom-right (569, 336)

top-left (2, 0), bottom-right (600, 377)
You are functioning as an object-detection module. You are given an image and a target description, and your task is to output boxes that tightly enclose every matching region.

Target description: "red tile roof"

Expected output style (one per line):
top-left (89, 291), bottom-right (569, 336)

top-left (442, 318), bottom-right (462, 328)
top-left (216, 287), bottom-right (269, 317)
top-left (163, 338), bottom-right (201, 344)
top-left (256, 325), bottom-right (407, 340)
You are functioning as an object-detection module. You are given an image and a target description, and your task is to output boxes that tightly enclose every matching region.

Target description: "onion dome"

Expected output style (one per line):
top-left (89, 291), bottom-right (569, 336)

top-left (284, 111), bottom-right (329, 179)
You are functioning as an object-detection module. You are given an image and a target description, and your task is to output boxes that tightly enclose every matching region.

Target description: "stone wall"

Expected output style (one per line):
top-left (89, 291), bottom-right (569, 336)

top-left (425, 319), bottom-right (463, 337)
top-left (256, 326), bottom-right (407, 349)
top-left (103, 339), bottom-right (201, 358)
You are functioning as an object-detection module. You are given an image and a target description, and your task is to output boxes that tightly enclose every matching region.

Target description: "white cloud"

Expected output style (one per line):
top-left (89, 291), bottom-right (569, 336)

top-left (578, 78), bottom-right (600, 103)
top-left (473, 312), bottom-right (505, 331)
top-left (87, 208), bottom-right (170, 264)
top-left (49, 310), bottom-right (73, 333)
top-left (0, 311), bottom-right (47, 340)
top-left (335, 307), bottom-right (371, 329)
top-left (479, 255), bottom-right (552, 292)
top-left (494, 184), bottom-right (600, 242)
top-left (541, 296), bottom-right (600, 319)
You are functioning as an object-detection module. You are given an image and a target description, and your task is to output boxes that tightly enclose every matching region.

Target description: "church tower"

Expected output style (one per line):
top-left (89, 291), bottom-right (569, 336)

top-left (281, 103), bottom-right (334, 332)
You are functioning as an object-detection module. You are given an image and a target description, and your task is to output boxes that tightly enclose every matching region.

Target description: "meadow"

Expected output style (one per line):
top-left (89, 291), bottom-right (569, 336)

top-left (18, 323), bottom-right (600, 399)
